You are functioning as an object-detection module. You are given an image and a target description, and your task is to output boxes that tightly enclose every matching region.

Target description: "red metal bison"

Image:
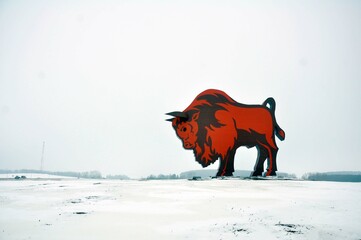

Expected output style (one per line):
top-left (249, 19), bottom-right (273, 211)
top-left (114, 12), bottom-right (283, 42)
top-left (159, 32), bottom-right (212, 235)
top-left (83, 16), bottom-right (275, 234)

top-left (166, 89), bottom-right (285, 177)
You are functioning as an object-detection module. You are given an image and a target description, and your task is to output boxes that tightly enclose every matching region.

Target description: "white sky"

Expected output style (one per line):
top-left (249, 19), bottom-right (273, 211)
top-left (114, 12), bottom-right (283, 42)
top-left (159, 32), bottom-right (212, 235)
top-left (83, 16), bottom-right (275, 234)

top-left (0, 0), bottom-right (360, 178)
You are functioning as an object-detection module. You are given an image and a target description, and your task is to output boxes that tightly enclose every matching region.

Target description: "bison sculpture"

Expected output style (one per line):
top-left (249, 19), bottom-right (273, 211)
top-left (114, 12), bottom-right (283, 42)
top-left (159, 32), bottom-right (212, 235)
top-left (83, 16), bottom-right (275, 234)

top-left (166, 89), bottom-right (285, 177)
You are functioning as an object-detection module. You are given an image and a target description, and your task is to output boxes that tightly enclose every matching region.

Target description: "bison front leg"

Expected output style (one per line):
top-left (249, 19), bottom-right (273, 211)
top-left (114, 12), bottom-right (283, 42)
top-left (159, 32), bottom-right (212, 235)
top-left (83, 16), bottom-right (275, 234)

top-left (216, 149), bottom-right (236, 177)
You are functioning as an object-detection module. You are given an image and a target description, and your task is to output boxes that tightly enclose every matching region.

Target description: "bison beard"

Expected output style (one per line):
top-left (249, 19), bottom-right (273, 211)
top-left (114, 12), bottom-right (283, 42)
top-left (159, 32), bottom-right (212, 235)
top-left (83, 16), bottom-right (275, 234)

top-left (167, 89), bottom-right (285, 177)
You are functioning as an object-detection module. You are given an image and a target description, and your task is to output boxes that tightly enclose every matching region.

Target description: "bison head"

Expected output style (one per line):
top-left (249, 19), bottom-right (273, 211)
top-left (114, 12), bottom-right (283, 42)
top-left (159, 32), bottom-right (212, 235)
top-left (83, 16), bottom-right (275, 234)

top-left (166, 111), bottom-right (199, 149)
top-left (166, 107), bottom-right (220, 167)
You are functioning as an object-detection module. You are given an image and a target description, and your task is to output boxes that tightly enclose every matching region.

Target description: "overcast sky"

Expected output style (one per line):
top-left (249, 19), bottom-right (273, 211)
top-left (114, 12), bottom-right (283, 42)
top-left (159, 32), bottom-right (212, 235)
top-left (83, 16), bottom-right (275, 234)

top-left (0, 0), bottom-right (360, 178)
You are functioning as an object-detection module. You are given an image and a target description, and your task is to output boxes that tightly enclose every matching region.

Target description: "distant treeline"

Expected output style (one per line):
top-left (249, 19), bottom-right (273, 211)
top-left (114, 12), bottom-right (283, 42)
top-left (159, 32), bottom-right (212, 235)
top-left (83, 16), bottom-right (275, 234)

top-left (5, 169), bottom-right (360, 182)
top-left (143, 170), bottom-right (297, 180)
top-left (143, 174), bottom-right (181, 180)
top-left (0, 169), bottom-right (129, 180)
top-left (302, 172), bottom-right (361, 182)
top-left (105, 174), bottom-right (130, 180)
top-left (179, 170), bottom-right (296, 179)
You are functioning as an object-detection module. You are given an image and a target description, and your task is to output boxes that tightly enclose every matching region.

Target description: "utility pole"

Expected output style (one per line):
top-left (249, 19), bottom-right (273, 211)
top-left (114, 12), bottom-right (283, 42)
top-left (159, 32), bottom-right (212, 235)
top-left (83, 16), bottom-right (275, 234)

top-left (40, 141), bottom-right (45, 171)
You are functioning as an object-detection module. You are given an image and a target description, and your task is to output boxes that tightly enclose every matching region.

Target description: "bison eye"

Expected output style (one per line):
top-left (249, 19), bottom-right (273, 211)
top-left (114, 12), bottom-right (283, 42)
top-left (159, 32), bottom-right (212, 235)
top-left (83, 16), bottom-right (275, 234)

top-left (182, 127), bottom-right (187, 132)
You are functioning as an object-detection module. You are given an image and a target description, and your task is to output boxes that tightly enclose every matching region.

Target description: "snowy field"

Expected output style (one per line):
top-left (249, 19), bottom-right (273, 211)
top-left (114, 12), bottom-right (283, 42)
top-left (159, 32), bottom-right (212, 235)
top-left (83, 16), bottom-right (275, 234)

top-left (0, 179), bottom-right (360, 240)
top-left (0, 173), bottom-right (76, 180)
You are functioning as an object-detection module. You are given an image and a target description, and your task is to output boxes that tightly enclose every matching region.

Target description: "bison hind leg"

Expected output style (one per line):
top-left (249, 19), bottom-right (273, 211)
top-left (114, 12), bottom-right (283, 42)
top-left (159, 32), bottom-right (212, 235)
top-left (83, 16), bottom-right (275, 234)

top-left (251, 146), bottom-right (267, 177)
top-left (265, 147), bottom-right (278, 176)
top-left (252, 144), bottom-right (278, 177)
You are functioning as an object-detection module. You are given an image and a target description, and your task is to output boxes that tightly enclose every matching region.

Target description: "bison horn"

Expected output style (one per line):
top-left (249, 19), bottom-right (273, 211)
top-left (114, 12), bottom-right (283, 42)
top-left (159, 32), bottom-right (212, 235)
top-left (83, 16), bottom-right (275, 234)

top-left (165, 111), bottom-right (188, 120)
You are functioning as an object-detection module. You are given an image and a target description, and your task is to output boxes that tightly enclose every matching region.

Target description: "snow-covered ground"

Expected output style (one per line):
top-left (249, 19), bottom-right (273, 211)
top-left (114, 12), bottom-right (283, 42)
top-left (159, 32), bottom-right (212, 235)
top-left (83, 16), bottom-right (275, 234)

top-left (0, 173), bottom-right (76, 180)
top-left (0, 179), bottom-right (360, 240)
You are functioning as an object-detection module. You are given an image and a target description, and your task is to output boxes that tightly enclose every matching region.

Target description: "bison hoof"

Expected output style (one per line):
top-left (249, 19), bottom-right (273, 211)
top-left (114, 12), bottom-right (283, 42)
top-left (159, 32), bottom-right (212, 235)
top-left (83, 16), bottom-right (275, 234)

top-left (264, 171), bottom-right (277, 177)
top-left (216, 172), bottom-right (233, 177)
top-left (251, 171), bottom-right (263, 177)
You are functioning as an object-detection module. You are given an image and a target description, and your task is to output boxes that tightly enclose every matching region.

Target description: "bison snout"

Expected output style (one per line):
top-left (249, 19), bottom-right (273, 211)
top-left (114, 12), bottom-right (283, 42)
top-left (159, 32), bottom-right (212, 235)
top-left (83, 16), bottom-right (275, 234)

top-left (183, 142), bottom-right (194, 149)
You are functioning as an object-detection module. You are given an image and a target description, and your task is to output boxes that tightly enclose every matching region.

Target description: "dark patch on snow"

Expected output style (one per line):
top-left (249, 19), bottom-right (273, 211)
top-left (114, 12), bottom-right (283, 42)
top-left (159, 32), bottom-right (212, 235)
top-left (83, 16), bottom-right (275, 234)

top-left (69, 199), bottom-right (82, 204)
top-left (85, 196), bottom-right (100, 200)
top-left (276, 223), bottom-right (297, 228)
top-left (230, 223), bottom-right (250, 235)
top-left (73, 211), bottom-right (88, 215)
top-left (275, 223), bottom-right (303, 234)
top-left (210, 222), bottom-right (250, 237)
top-left (233, 228), bottom-right (249, 233)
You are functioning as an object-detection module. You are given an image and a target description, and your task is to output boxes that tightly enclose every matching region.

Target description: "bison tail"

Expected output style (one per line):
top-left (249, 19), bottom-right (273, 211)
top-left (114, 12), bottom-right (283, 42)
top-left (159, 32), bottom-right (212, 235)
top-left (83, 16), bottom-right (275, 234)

top-left (275, 126), bottom-right (285, 141)
top-left (263, 97), bottom-right (276, 111)
top-left (263, 97), bottom-right (286, 141)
